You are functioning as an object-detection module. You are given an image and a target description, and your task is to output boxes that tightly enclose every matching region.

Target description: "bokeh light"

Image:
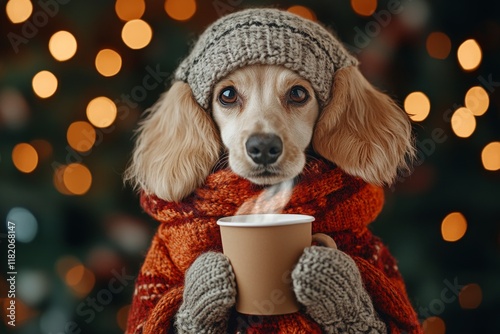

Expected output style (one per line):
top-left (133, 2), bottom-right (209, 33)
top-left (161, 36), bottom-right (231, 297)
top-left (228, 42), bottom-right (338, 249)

top-left (351, 0), bottom-right (377, 17)
top-left (59, 259), bottom-right (96, 297)
top-left (12, 142), bottom-right (38, 173)
top-left (457, 39), bottom-right (482, 71)
top-left (32, 70), bottom-right (58, 98)
top-left (459, 283), bottom-right (482, 309)
top-left (95, 49), bottom-right (122, 77)
top-left (117, 305), bottom-right (130, 331)
top-left (65, 264), bottom-right (85, 286)
top-left (86, 96), bottom-right (117, 128)
top-left (48, 31), bottom-right (78, 61)
top-left (481, 142), bottom-right (500, 171)
top-left (465, 86), bottom-right (489, 116)
top-left (426, 32), bottom-right (451, 59)
top-left (441, 212), bottom-right (467, 242)
top-left (404, 91), bottom-right (431, 122)
top-left (0, 88), bottom-right (30, 129)
top-left (115, 0), bottom-right (145, 21)
top-left (451, 107), bottom-right (476, 138)
top-left (67, 121), bottom-right (96, 153)
top-left (287, 5), bottom-right (316, 21)
top-left (6, 207), bottom-right (38, 243)
top-left (70, 267), bottom-right (96, 297)
top-left (5, 0), bottom-right (33, 23)
top-left (63, 163), bottom-right (92, 195)
top-left (121, 19), bottom-right (153, 49)
top-left (17, 270), bottom-right (50, 306)
top-left (422, 316), bottom-right (445, 334)
top-left (53, 165), bottom-right (72, 195)
top-left (165, 0), bottom-right (196, 21)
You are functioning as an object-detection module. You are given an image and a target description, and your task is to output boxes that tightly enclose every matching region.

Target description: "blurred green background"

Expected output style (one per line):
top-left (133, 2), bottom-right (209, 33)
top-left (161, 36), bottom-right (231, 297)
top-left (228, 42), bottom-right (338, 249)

top-left (1, 0), bottom-right (499, 333)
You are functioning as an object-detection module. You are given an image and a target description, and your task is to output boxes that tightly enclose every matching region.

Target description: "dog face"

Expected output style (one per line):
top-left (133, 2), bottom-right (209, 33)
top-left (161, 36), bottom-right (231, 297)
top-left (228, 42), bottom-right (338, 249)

top-left (125, 64), bottom-right (414, 202)
top-left (211, 65), bottom-right (319, 185)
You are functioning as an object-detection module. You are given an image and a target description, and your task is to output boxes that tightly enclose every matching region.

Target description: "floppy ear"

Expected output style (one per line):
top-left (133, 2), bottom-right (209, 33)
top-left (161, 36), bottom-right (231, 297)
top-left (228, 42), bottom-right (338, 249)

top-left (313, 66), bottom-right (415, 186)
top-left (125, 81), bottom-right (221, 202)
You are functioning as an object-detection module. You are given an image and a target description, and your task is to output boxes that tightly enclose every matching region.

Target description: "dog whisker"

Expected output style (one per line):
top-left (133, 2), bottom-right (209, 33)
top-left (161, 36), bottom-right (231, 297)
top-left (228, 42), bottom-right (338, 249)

top-left (213, 152), bottom-right (230, 172)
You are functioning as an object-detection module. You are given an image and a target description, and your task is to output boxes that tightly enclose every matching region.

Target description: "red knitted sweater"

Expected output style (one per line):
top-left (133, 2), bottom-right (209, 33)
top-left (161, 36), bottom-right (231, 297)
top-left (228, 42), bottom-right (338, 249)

top-left (126, 159), bottom-right (422, 334)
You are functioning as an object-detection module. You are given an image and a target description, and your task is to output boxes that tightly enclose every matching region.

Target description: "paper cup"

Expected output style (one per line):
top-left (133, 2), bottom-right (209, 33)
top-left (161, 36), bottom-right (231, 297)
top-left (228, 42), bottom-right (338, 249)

top-left (217, 214), bottom-right (314, 315)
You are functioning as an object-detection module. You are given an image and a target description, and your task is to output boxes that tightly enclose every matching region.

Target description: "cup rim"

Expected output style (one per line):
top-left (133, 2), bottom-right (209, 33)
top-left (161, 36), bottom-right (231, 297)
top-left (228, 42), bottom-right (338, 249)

top-left (217, 214), bottom-right (315, 227)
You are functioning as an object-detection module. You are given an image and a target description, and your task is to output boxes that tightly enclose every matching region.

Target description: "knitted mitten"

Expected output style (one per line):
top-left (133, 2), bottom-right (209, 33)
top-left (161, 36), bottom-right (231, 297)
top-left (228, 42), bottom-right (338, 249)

top-left (292, 246), bottom-right (387, 334)
top-left (175, 252), bottom-right (236, 334)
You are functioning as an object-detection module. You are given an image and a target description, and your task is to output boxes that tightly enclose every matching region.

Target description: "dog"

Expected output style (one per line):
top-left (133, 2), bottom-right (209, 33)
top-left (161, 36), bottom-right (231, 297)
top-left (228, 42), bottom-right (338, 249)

top-left (125, 8), bottom-right (422, 334)
top-left (126, 63), bottom-right (413, 202)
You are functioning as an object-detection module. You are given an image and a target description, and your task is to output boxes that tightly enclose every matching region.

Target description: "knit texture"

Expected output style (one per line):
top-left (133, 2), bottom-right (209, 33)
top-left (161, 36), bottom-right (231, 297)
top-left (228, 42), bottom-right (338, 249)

top-left (126, 158), bottom-right (422, 334)
top-left (175, 252), bottom-right (236, 333)
top-left (292, 246), bottom-right (387, 333)
top-left (174, 8), bottom-right (358, 109)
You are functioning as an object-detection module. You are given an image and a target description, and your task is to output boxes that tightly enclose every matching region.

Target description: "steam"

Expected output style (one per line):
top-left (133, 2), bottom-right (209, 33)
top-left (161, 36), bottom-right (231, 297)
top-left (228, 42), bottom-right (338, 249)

top-left (236, 179), bottom-right (295, 216)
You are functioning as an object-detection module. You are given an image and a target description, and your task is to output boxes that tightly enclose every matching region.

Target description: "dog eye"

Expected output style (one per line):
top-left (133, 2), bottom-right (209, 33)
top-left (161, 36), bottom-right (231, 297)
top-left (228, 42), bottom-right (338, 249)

top-left (218, 87), bottom-right (238, 106)
top-left (288, 86), bottom-right (309, 104)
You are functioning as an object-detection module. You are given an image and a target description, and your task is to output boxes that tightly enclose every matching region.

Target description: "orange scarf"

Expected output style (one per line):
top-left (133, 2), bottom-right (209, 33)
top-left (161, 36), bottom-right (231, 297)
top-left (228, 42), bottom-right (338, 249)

top-left (126, 159), bottom-right (422, 334)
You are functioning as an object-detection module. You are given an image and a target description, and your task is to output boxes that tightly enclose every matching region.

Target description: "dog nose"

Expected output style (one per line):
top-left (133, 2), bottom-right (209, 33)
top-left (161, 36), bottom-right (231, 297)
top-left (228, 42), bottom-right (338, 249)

top-left (245, 133), bottom-right (283, 165)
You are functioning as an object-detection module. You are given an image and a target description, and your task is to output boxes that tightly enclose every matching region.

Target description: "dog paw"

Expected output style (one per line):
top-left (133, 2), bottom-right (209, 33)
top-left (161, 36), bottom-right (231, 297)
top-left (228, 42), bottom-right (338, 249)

top-left (292, 246), bottom-right (387, 333)
top-left (292, 246), bottom-right (362, 318)
top-left (176, 252), bottom-right (236, 333)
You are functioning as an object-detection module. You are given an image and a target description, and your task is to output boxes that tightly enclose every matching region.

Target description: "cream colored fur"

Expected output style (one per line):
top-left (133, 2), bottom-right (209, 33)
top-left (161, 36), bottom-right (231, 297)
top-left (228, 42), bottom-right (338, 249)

top-left (313, 66), bottom-right (415, 186)
top-left (125, 65), bottom-right (414, 202)
top-left (124, 81), bottom-right (220, 202)
top-left (211, 65), bottom-right (319, 186)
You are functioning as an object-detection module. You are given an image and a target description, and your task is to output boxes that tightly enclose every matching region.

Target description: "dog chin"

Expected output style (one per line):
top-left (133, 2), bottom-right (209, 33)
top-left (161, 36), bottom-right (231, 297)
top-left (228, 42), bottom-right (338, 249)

top-left (243, 171), bottom-right (294, 186)
top-left (229, 157), bottom-right (304, 186)
top-left (246, 173), bottom-right (293, 186)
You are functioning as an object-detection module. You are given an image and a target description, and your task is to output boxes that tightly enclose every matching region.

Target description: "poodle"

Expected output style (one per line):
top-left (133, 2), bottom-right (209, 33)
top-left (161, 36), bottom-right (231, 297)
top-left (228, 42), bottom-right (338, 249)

top-left (125, 8), bottom-right (422, 334)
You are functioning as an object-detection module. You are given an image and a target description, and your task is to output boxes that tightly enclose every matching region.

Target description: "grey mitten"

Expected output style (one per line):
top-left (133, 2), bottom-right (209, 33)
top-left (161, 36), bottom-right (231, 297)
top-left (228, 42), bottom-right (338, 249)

top-left (292, 246), bottom-right (387, 334)
top-left (175, 252), bottom-right (236, 334)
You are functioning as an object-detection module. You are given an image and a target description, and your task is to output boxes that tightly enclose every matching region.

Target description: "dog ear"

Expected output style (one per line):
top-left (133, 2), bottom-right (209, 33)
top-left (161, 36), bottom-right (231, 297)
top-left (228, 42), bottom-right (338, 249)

top-left (312, 66), bottom-right (415, 186)
top-left (125, 81), bottom-right (221, 202)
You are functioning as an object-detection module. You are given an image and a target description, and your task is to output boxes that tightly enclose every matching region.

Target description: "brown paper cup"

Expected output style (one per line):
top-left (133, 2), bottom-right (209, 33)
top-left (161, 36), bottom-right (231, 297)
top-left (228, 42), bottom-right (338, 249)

top-left (217, 214), bottom-right (314, 315)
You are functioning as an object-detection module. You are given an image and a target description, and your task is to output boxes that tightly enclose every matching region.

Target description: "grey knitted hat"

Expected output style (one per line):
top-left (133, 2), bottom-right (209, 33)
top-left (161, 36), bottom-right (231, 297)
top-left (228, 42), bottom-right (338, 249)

top-left (174, 8), bottom-right (358, 109)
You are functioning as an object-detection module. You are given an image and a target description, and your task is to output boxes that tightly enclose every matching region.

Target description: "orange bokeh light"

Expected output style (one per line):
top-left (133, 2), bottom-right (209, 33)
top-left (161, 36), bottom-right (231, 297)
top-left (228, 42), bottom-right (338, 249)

top-left (451, 107), bottom-right (476, 138)
top-left (481, 142), bottom-right (500, 171)
top-left (121, 19), bottom-right (153, 50)
top-left (12, 143), bottom-right (38, 173)
top-left (459, 283), bottom-right (482, 309)
top-left (457, 39), bottom-right (482, 71)
top-left (95, 49), bottom-right (122, 77)
top-left (49, 30), bottom-right (78, 61)
top-left (164, 0), bottom-right (196, 21)
top-left (86, 96), bottom-right (117, 128)
top-left (404, 91), bottom-right (431, 122)
top-left (115, 0), bottom-right (145, 21)
top-left (116, 305), bottom-right (131, 331)
top-left (441, 212), bottom-right (467, 242)
top-left (32, 70), bottom-right (58, 99)
top-left (6, 0), bottom-right (33, 24)
top-left (287, 5), bottom-right (316, 21)
top-left (67, 121), bottom-right (96, 153)
top-left (63, 163), bottom-right (92, 195)
top-left (351, 0), bottom-right (377, 17)
top-left (426, 32), bottom-right (451, 60)
top-left (422, 316), bottom-right (445, 334)
top-left (465, 86), bottom-right (489, 116)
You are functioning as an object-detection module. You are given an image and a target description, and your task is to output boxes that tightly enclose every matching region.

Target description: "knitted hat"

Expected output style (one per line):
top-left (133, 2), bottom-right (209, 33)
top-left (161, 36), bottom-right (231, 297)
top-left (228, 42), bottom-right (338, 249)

top-left (174, 8), bottom-right (358, 109)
